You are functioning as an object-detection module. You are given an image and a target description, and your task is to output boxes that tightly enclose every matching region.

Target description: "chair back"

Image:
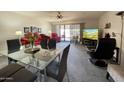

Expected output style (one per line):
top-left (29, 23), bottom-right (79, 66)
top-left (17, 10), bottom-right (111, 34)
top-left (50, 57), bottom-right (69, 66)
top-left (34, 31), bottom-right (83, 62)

top-left (48, 39), bottom-right (56, 49)
top-left (94, 38), bottom-right (116, 59)
top-left (57, 44), bottom-right (70, 81)
top-left (7, 39), bottom-right (20, 54)
top-left (40, 39), bottom-right (48, 49)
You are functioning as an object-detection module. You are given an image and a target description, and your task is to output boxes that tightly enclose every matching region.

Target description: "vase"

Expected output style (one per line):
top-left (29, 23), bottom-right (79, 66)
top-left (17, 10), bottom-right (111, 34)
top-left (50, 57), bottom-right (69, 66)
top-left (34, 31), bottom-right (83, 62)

top-left (31, 41), bottom-right (34, 48)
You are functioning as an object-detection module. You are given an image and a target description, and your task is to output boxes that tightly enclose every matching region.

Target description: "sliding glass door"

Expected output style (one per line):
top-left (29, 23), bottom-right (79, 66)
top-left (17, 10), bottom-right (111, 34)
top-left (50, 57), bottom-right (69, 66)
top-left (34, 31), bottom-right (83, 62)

top-left (60, 25), bottom-right (70, 41)
top-left (60, 25), bottom-right (65, 41)
top-left (65, 25), bottom-right (70, 41)
top-left (70, 24), bottom-right (80, 41)
top-left (59, 24), bottom-right (80, 42)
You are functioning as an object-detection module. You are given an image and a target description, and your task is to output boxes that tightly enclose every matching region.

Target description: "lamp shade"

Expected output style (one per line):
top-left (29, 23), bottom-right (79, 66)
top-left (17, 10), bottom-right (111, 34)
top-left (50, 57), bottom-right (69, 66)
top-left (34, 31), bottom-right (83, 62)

top-left (16, 31), bottom-right (22, 35)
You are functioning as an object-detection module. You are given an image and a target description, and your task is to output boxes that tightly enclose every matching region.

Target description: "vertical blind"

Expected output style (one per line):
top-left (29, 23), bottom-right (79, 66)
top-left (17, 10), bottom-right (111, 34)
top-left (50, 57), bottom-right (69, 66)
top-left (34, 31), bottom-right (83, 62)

top-left (56, 24), bottom-right (80, 41)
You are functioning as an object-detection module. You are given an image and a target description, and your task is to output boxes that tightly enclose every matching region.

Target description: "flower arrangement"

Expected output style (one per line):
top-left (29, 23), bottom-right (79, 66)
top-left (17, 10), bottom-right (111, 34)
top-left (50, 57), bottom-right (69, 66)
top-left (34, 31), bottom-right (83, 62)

top-left (24, 32), bottom-right (40, 48)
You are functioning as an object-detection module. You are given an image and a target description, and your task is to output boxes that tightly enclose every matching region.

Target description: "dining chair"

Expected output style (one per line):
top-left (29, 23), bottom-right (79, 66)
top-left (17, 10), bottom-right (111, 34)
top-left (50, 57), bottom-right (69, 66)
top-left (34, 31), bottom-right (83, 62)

top-left (0, 64), bottom-right (24, 82)
top-left (7, 39), bottom-right (20, 64)
top-left (46, 44), bottom-right (70, 82)
top-left (40, 39), bottom-right (48, 49)
top-left (48, 39), bottom-right (56, 49)
top-left (0, 64), bottom-right (37, 82)
top-left (7, 39), bottom-right (20, 54)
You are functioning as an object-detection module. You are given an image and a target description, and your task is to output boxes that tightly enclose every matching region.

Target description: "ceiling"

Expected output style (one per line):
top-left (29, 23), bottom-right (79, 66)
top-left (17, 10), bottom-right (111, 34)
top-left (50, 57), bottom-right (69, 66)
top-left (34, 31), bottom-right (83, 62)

top-left (13, 11), bottom-right (106, 23)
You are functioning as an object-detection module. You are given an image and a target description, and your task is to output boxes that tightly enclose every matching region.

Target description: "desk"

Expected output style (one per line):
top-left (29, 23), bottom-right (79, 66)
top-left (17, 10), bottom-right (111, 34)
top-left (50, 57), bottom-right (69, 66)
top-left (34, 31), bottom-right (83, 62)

top-left (0, 42), bottom-right (70, 81)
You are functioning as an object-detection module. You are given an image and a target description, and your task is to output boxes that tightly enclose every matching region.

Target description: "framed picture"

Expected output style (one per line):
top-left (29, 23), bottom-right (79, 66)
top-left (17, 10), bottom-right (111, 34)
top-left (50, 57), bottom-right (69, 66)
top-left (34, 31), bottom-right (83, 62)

top-left (31, 26), bottom-right (38, 32)
top-left (24, 27), bottom-right (30, 33)
top-left (38, 28), bottom-right (42, 33)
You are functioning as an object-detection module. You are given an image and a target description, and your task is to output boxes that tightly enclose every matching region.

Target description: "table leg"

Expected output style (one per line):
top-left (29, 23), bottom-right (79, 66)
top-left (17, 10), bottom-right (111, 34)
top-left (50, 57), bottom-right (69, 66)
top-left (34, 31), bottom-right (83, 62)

top-left (39, 70), bottom-right (42, 82)
top-left (66, 72), bottom-right (70, 82)
top-left (43, 68), bottom-right (47, 81)
top-left (57, 54), bottom-right (61, 64)
top-left (58, 54), bottom-right (61, 62)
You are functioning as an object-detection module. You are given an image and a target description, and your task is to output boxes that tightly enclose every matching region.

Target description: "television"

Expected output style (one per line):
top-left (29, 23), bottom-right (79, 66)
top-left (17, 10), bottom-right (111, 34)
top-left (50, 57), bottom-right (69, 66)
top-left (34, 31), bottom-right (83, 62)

top-left (83, 28), bottom-right (98, 40)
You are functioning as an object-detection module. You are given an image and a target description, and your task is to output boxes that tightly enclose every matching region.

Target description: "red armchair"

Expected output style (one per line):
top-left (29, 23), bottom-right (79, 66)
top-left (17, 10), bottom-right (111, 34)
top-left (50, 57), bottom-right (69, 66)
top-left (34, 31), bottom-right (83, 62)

top-left (34, 37), bottom-right (41, 46)
top-left (51, 32), bottom-right (61, 42)
top-left (34, 34), bottom-right (50, 46)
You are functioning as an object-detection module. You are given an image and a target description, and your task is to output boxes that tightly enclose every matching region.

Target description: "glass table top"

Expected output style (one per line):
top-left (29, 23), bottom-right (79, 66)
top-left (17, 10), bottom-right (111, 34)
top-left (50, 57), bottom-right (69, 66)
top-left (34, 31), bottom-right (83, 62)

top-left (0, 42), bottom-right (70, 70)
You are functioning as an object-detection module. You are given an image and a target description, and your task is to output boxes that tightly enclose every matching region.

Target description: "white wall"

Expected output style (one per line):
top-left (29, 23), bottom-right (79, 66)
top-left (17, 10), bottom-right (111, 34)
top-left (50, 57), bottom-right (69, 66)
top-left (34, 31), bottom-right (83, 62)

top-left (0, 12), bottom-right (51, 50)
top-left (84, 19), bottom-right (99, 28)
top-left (99, 11), bottom-right (124, 66)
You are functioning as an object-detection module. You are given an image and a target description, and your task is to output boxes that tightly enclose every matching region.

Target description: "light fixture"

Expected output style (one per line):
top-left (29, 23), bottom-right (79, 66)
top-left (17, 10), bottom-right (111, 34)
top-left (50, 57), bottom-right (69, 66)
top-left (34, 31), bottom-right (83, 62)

top-left (116, 11), bottom-right (124, 64)
top-left (56, 11), bottom-right (63, 20)
top-left (16, 31), bottom-right (22, 36)
top-left (48, 30), bottom-right (51, 36)
top-left (56, 12), bottom-right (63, 37)
top-left (16, 30), bottom-right (23, 49)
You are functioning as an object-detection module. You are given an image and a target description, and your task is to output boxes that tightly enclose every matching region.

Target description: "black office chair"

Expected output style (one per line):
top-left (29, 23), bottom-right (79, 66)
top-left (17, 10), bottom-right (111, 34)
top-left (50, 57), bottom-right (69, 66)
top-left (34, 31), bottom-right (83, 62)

top-left (48, 39), bottom-right (56, 49)
top-left (89, 38), bottom-right (116, 67)
top-left (46, 44), bottom-right (70, 82)
top-left (7, 39), bottom-right (20, 64)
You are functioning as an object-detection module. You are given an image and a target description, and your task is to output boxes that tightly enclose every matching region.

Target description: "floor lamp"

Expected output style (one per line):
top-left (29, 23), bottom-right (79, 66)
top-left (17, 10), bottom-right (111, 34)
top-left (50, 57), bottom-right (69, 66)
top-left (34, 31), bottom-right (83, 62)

top-left (116, 11), bottom-right (124, 64)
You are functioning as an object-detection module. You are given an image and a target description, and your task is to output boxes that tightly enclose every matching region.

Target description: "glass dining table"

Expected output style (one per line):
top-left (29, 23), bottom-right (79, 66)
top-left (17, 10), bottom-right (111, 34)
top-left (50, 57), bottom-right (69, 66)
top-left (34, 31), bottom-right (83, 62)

top-left (0, 42), bottom-right (70, 81)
